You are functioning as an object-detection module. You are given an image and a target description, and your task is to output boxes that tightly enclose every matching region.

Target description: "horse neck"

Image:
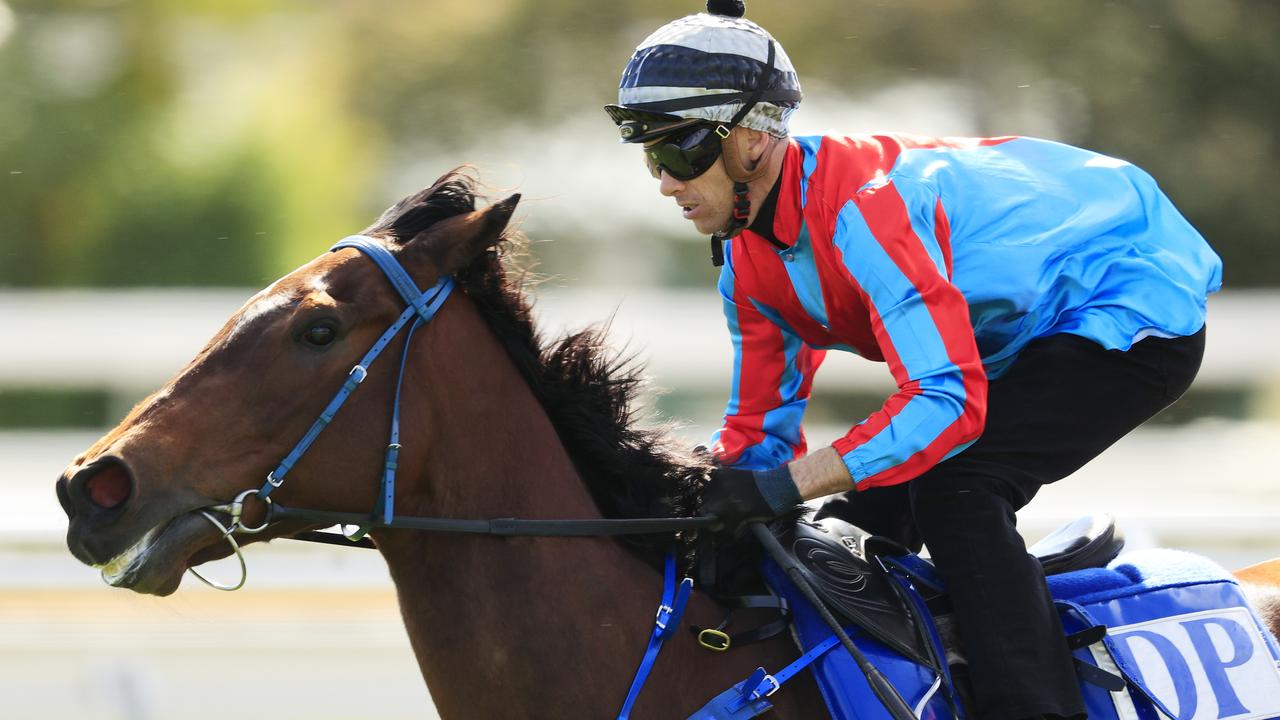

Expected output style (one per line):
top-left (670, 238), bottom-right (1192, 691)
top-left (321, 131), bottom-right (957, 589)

top-left (370, 296), bottom-right (666, 716)
top-left (365, 296), bottom-right (821, 718)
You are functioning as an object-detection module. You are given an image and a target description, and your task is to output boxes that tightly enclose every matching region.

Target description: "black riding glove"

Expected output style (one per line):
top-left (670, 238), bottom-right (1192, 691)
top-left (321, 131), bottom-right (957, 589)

top-left (703, 464), bottom-right (803, 535)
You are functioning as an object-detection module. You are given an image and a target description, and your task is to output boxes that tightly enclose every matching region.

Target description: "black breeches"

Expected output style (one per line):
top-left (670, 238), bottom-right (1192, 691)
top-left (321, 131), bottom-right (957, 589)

top-left (815, 327), bottom-right (1206, 720)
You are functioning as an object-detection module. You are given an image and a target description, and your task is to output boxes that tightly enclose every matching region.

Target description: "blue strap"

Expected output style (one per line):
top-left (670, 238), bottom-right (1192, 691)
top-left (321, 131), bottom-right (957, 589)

top-left (1055, 600), bottom-right (1178, 720)
top-left (259, 238), bottom-right (454, 501)
top-left (688, 635), bottom-right (843, 719)
top-left (618, 556), bottom-right (694, 720)
top-left (332, 236), bottom-right (439, 322)
top-left (879, 553), bottom-right (946, 594)
top-left (374, 316), bottom-right (425, 525)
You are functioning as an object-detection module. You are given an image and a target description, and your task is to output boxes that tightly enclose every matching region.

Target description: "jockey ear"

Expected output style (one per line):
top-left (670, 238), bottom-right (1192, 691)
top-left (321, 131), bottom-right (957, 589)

top-left (405, 193), bottom-right (520, 277)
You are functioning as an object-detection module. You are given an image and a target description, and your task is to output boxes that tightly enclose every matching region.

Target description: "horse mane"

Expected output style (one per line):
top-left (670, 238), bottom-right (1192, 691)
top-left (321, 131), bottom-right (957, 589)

top-left (365, 169), bottom-right (707, 568)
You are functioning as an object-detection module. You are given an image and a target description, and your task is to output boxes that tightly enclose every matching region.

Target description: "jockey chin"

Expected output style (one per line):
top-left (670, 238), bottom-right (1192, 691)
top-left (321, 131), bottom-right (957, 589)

top-left (604, 2), bottom-right (1222, 719)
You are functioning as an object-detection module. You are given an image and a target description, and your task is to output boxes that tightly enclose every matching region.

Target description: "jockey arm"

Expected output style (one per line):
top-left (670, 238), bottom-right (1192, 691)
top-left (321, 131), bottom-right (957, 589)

top-left (713, 176), bottom-right (989, 500)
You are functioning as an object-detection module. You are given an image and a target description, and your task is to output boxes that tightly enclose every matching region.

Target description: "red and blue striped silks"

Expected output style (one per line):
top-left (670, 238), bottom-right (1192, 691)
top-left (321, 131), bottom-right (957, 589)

top-left (711, 133), bottom-right (1222, 488)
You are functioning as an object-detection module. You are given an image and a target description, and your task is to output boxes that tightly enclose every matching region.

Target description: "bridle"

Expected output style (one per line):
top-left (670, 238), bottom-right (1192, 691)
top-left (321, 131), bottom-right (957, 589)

top-left (178, 234), bottom-right (920, 720)
top-left (189, 234), bottom-right (717, 592)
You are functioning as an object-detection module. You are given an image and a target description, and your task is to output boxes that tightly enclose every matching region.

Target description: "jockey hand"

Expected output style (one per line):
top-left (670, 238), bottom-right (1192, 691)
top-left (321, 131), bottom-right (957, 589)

top-left (691, 444), bottom-right (718, 466)
top-left (703, 465), bottom-right (803, 535)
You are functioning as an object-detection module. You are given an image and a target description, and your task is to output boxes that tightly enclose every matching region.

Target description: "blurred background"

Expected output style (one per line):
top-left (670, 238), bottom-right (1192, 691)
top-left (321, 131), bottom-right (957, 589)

top-left (2, 1), bottom-right (1277, 718)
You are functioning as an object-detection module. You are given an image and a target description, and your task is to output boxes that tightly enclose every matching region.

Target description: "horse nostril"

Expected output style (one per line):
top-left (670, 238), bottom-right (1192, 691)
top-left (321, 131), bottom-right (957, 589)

top-left (82, 461), bottom-right (133, 511)
top-left (56, 476), bottom-right (75, 518)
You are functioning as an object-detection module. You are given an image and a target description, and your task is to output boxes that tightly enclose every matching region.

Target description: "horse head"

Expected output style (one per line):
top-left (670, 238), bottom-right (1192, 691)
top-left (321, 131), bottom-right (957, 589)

top-left (55, 172), bottom-right (519, 596)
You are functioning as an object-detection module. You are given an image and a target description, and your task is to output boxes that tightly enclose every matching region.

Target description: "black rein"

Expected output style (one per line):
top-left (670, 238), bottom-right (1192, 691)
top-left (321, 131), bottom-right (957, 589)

top-left (276, 503), bottom-right (721, 549)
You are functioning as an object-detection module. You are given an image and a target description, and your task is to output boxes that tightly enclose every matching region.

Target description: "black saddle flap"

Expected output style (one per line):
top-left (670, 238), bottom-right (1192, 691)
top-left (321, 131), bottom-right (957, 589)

top-left (783, 518), bottom-right (936, 667)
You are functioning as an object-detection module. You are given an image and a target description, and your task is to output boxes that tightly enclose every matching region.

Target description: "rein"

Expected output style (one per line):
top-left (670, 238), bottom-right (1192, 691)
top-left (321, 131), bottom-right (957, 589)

top-left (192, 235), bottom-right (717, 590)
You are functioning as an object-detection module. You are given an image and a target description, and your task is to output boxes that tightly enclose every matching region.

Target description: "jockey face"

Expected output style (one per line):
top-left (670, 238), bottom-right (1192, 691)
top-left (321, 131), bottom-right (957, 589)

top-left (646, 126), bottom-right (778, 236)
top-left (646, 135), bottom-right (736, 236)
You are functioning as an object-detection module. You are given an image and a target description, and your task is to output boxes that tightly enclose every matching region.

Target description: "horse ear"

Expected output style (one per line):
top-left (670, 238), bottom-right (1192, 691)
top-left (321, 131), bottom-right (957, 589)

top-left (405, 194), bottom-right (521, 276)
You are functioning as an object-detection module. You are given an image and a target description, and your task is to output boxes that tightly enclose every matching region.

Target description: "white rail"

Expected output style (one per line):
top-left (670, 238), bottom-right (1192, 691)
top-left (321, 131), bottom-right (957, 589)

top-left (4, 289), bottom-right (1279, 391)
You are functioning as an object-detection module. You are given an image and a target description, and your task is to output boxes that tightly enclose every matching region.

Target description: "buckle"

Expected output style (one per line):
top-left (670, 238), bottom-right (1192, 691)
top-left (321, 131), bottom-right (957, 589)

top-left (714, 124), bottom-right (731, 139)
top-left (655, 604), bottom-right (675, 630)
top-left (749, 674), bottom-right (780, 700)
top-left (698, 628), bottom-right (731, 652)
top-left (349, 364), bottom-right (368, 383)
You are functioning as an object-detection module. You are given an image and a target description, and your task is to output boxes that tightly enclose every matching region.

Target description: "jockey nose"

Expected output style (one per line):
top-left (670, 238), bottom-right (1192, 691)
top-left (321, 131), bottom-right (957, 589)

top-left (658, 170), bottom-right (685, 197)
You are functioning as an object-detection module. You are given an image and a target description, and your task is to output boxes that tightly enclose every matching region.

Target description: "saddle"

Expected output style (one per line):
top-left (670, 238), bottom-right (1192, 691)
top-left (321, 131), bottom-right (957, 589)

top-left (778, 513), bottom-right (1125, 667)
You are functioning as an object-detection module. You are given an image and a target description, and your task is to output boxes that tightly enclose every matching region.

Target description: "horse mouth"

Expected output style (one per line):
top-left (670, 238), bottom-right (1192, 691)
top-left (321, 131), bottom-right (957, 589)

top-left (94, 511), bottom-right (227, 596)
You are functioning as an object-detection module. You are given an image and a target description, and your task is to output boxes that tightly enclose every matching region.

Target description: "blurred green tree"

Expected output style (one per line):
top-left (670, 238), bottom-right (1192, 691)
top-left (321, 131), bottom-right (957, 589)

top-left (0, 0), bottom-right (1275, 287)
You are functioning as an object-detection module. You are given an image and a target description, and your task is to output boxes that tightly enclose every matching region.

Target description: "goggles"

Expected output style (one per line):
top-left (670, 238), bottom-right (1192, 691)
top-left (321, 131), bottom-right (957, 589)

top-left (643, 123), bottom-right (730, 181)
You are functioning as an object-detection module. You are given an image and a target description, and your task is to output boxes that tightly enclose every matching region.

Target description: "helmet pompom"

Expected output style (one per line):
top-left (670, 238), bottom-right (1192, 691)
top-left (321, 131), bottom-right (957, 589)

top-left (706, 0), bottom-right (746, 18)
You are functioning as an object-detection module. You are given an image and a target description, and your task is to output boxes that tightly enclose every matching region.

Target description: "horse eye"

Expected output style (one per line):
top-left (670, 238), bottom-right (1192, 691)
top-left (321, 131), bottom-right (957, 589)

top-left (300, 323), bottom-right (337, 347)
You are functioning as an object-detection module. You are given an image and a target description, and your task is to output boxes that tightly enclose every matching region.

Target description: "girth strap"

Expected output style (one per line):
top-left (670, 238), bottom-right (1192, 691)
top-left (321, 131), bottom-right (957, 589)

top-left (618, 555), bottom-right (694, 720)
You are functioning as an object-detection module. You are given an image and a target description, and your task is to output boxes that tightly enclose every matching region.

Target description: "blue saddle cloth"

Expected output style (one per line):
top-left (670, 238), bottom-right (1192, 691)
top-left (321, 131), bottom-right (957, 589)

top-left (1051, 549), bottom-right (1280, 720)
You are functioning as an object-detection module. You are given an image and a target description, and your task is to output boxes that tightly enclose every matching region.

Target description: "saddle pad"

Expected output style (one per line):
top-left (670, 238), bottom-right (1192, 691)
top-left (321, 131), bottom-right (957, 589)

top-left (1055, 549), bottom-right (1280, 720)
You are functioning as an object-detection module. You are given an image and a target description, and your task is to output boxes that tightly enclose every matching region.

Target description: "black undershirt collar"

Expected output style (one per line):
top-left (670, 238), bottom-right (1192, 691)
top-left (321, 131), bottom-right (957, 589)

top-left (746, 172), bottom-right (788, 251)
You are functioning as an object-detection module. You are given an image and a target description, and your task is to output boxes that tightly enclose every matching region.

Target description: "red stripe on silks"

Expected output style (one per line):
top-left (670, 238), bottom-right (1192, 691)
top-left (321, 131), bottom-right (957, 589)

top-left (781, 344), bottom-right (826, 461)
top-left (716, 235), bottom-right (830, 464)
top-left (768, 142), bottom-right (846, 346)
top-left (829, 181), bottom-right (988, 489)
top-left (713, 276), bottom-right (790, 466)
top-left (825, 236), bottom-right (921, 461)
top-left (978, 135), bottom-right (1019, 147)
top-left (795, 345), bottom-right (825, 401)
top-left (828, 285), bottom-right (923, 461)
top-left (856, 182), bottom-right (984, 396)
top-left (734, 226), bottom-right (828, 342)
top-left (890, 133), bottom-right (1020, 151)
top-left (934, 198), bottom-right (954, 279)
top-left (738, 143), bottom-right (833, 342)
top-left (799, 195), bottom-right (882, 358)
top-left (812, 135), bottom-right (905, 208)
top-left (772, 141), bottom-right (806, 243)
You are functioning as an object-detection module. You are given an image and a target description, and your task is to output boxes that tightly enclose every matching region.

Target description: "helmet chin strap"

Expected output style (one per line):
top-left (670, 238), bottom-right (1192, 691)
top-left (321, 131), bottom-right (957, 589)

top-left (709, 133), bottom-right (776, 266)
top-left (709, 180), bottom-right (750, 267)
top-left (708, 38), bottom-right (779, 267)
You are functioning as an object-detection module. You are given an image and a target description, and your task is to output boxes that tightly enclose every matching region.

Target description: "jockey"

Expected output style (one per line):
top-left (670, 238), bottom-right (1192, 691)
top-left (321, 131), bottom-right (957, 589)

top-left (604, 2), bottom-right (1222, 719)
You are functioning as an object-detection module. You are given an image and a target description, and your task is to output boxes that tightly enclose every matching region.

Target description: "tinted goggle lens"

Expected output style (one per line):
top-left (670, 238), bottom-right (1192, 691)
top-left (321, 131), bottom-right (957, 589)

top-left (644, 126), bottom-right (724, 181)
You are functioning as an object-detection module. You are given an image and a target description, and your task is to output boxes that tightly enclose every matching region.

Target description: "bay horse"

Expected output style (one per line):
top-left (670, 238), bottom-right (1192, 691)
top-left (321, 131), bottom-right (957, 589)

top-left (54, 171), bottom-right (825, 718)
top-left (55, 170), bottom-right (1280, 718)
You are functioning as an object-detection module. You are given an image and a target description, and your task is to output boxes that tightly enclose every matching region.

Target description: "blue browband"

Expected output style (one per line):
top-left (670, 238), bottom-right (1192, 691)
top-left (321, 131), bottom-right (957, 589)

top-left (257, 235), bottom-right (455, 533)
